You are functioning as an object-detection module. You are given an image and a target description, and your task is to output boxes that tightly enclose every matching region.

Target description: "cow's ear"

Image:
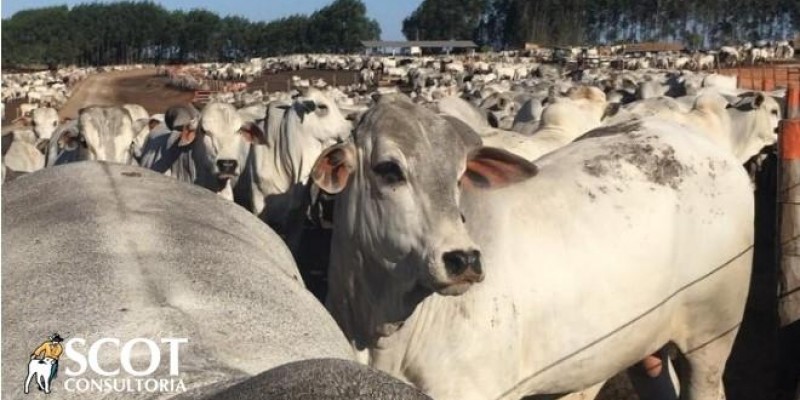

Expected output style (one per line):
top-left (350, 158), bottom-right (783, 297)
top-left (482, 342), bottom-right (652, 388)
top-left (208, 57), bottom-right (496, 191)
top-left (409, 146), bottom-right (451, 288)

top-left (460, 147), bottom-right (538, 190)
top-left (177, 128), bottom-right (196, 147)
top-left (240, 121), bottom-right (266, 144)
top-left (312, 143), bottom-right (356, 194)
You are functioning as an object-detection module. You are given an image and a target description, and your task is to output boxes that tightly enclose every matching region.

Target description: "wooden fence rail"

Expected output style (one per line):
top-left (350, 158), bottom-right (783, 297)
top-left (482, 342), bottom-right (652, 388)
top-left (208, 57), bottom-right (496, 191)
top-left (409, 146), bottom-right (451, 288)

top-left (193, 90), bottom-right (216, 104)
top-left (717, 66), bottom-right (800, 91)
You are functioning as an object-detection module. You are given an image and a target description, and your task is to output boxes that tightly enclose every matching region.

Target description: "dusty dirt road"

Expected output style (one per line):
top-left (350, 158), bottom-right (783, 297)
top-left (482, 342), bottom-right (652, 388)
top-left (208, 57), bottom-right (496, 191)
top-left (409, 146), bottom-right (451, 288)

top-left (58, 68), bottom-right (194, 119)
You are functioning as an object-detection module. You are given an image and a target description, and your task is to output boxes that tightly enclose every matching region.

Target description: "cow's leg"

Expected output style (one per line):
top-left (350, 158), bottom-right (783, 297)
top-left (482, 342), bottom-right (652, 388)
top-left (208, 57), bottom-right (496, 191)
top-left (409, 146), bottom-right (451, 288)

top-left (680, 327), bottom-right (739, 400)
top-left (24, 370), bottom-right (34, 394)
top-left (43, 372), bottom-right (51, 394)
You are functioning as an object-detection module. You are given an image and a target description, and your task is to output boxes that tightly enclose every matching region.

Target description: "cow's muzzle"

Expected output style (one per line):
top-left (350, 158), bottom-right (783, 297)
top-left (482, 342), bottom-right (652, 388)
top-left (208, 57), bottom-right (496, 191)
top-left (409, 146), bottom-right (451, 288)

top-left (216, 159), bottom-right (238, 179)
top-left (443, 249), bottom-right (484, 283)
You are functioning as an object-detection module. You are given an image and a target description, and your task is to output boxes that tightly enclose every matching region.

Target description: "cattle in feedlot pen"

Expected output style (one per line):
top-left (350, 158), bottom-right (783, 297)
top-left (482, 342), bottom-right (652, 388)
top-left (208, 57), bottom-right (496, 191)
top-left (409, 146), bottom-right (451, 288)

top-left (313, 93), bottom-right (753, 400)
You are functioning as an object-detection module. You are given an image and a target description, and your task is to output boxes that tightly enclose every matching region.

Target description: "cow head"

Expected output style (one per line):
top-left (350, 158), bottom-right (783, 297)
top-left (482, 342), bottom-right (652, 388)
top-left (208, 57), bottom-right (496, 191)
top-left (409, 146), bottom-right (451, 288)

top-left (30, 107), bottom-right (59, 142)
top-left (726, 92), bottom-right (782, 162)
top-left (290, 88), bottom-right (351, 146)
top-left (312, 94), bottom-right (537, 296)
top-left (175, 103), bottom-right (265, 192)
top-left (56, 106), bottom-right (136, 164)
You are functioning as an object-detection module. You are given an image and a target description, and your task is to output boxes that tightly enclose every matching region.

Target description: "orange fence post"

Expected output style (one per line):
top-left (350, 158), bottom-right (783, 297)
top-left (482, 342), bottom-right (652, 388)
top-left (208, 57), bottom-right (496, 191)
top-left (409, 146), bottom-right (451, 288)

top-left (781, 120), bottom-right (800, 159)
top-left (787, 84), bottom-right (800, 119)
top-left (763, 78), bottom-right (775, 92)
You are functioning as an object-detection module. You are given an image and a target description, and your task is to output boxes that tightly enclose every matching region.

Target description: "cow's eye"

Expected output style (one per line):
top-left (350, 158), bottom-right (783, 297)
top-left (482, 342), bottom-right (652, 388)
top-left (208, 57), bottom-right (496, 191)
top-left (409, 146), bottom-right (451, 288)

top-left (373, 161), bottom-right (405, 185)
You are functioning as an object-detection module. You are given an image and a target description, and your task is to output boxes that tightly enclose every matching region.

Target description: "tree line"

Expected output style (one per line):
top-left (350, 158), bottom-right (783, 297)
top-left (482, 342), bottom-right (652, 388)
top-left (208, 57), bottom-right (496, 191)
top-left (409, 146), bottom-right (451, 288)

top-left (404, 0), bottom-right (800, 49)
top-left (1, 0), bottom-right (380, 68)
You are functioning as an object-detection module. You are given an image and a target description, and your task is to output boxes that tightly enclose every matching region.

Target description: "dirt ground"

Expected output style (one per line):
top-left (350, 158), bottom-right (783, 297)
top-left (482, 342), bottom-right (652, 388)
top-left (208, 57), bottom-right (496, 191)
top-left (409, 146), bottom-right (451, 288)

top-left (57, 68), bottom-right (195, 119)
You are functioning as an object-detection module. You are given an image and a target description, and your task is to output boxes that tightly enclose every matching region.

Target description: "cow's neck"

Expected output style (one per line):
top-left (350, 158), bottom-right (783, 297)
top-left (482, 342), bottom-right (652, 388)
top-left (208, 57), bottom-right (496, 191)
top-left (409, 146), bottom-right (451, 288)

top-left (327, 177), bottom-right (432, 351)
top-left (268, 127), bottom-right (322, 190)
top-left (727, 109), bottom-right (760, 162)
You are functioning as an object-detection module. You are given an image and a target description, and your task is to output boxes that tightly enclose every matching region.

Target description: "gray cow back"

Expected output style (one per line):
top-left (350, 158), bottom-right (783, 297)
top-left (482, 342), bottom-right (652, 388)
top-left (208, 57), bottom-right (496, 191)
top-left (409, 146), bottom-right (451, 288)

top-left (2, 162), bottom-right (353, 399)
top-left (187, 358), bottom-right (432, 400)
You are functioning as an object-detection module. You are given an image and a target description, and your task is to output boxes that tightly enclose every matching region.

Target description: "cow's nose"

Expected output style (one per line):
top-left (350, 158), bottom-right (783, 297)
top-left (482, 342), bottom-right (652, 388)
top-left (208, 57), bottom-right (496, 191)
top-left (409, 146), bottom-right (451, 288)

top-left (216, 159), bottom-right (238, 177)
top-left (443, 249), bottom-right (483, 282)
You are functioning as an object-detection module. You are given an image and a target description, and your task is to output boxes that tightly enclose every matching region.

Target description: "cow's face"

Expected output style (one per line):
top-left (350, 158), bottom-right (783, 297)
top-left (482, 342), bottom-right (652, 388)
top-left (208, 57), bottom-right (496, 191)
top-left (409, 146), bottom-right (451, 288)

top-left (727, 92), bottom-right (781, 160)
top-left (31, 107), bottom-right (58, 141)
top-left (65, 107), bottom-right (135, 163)
top-left (312, 96), bottom-right (537, 296)
top-left (185, 103), bottom-right (264, 184)
top-left (290, 89), bottom-right (352, 145)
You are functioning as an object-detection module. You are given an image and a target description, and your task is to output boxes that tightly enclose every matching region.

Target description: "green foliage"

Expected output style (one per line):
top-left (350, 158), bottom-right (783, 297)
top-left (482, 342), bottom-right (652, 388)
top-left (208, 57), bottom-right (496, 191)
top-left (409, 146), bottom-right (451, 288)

top-left (1, 0), bottom-right (381, 67)
top-left (402, 0), bottom-right (488, 41)
top-left (407, 0), bottom-right (800, 49)
top-left (309, 0), bottom-right (381, 53)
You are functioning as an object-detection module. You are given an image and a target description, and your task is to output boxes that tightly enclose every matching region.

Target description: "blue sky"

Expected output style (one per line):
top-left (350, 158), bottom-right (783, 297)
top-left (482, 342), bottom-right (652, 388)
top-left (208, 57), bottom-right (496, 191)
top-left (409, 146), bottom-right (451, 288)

top-left (1, 0), bottom-right (422, 40)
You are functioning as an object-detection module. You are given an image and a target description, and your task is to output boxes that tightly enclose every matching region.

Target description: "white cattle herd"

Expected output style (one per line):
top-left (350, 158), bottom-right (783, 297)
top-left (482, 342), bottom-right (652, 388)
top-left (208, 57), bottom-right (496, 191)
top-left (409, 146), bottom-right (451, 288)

top-left (1, 48), bottom-right (791, 399)
top-left (1, 64), bottom-right (150, 121)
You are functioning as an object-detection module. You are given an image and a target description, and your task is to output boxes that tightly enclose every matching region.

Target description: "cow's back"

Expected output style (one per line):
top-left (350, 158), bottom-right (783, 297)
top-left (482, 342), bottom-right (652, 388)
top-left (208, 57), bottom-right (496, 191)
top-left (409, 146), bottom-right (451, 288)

top-left (2, 162), bottom-right (352, 399)
top-left (450, 118), bottom-right (754, 396)
top-left (182, 359), bottom-right (431, 399)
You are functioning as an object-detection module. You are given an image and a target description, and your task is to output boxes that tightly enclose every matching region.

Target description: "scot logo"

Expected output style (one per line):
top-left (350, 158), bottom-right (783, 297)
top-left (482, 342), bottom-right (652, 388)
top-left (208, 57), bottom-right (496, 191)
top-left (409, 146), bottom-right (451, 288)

top-left (24, 333), bottom-right (189, 395)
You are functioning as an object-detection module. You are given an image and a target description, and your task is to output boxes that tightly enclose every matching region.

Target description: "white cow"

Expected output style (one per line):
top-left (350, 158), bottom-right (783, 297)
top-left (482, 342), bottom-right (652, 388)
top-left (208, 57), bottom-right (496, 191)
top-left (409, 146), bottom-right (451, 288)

top-left (434, 96), bottom-right (492, 132)
top-left (719, 46), bottom-right (740, 67)
top-left (609, 92), bottom-right (780, 164)
top-left (139, 103), bottom-right (258, 199)
top-left (511, 97), bottom-right (546, 135)
top-left (312, 95), bottom-right (752, 400)
top-left (725, 92), bottom-right (781, 162)
top-left (24, 358), bottom-right (56, 394)
top-left (2, 132), bottom-right (45, 182)
top-left (234, 88), bottom-right (351, 238)
top-left (481, 87), bottom-right (608, 160)
top-left (49, 105), bottom-right (138, 165)
top-left (30, 107), bottom-right (60, 143)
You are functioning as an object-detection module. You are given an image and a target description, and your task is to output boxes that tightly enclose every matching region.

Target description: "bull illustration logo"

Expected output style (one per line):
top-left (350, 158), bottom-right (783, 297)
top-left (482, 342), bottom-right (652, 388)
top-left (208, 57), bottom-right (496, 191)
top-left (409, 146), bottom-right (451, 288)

top-left (24, 333), bottom-right (64, 394)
